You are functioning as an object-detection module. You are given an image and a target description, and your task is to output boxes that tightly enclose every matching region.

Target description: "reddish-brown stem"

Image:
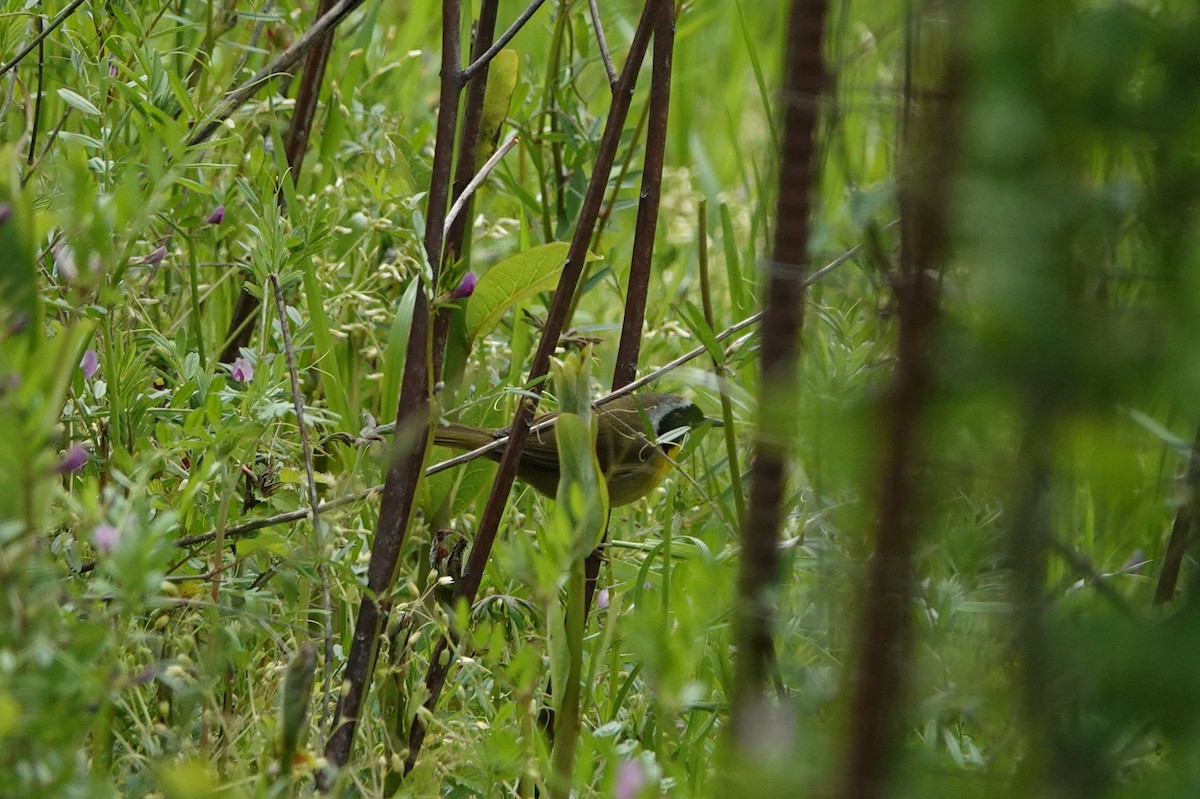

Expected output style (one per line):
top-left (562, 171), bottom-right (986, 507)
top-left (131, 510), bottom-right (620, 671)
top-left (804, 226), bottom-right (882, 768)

top-left (403, 0), bottom-right (664, 775)
top-left (585, 0), bottom-right (676, 621)
top-left (839, 11), bottom-right (954, 797)
top-left (434, 0), bottom-right (501, 381)
top-left (285, 0), bottom-right (338, 182)
top-left (731, 0), bottom-right (827, 741)
top-left (321, 0), bottom-right (464, 777)
top-left (218, 0), bottom-right (363, 364)
top-left (1155, 420), bottom-right (1200, 603)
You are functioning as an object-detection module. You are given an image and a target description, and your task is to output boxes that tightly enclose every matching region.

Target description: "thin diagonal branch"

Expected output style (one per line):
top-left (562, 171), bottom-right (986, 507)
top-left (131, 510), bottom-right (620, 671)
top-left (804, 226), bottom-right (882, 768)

top-left (462, 0), bottom-right (551, 83)
top-left (269, 274), bottom-right (334, 739)
top-left (187, 0), bottom-right (367, 147)
top-left (587, 0), bottom-right (618, 87)
top-left (1154, 419), bottom-right (1200, 603)
top-left (443, 134), bottom-right (520, 242)
top-left (0, 0), bottom-right (88, 78)
top-left (269, 274), bottom-right (321, 527)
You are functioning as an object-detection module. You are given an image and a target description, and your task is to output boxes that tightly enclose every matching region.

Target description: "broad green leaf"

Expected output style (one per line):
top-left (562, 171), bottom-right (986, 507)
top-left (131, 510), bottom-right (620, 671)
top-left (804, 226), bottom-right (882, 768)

top-left (467, 242), bottom-right (583, 342)
top-left (554, 411), bottom-right (608, 559)
top-left (678, 300), bottom-right (726, 366)
top-left (233, 531), bottom-right (290, 557)
top-left (719, 202), bottom-right (748, 313)
top-left (380, 279), bottom-right (419, 425)
top-left (553, 352), bottom-right (608, 559)
top-left (57, 88), bottom-right (101, 116)
top-left (0, 147), bottom-right (39, 328)
top-left (477, 49), bottom-right (519, 167)
top-left (302, 257), bottom-right (352, 431)
top-left (0, 692), bottom-right (19, 740)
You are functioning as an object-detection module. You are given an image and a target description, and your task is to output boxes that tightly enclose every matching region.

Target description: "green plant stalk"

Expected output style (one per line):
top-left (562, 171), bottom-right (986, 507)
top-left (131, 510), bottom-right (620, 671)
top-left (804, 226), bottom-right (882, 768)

top-left (102, 316), bottom-right (125, 454)
top-left (698, 200), bottom-right (747, 527)
top-left (187, 246), bottom-right (206, 368)
top-left (581, 568), bottom-right (621, 717)
top-left (549, 558), bottom-right (586, 799)
top-left (89, 697), bottom-right (114, 776)
top-left (301, 258), bottom-right (353, 431)
top-left (539, 0), bottom-right (571, 229)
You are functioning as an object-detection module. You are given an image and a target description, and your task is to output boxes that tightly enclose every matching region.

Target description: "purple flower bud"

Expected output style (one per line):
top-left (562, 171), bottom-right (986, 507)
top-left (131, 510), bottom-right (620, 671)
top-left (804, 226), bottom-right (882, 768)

top-left (206, 204), bottom-right (225, 225)
top-left (55, 444), bottom-right (89, 474)
top-left (92, 523), bottom-right (121, 554)
top-left (80, 349), bottom-right (99, 380)
top-left (144, 244), bottom-right (167, 264)
top-left (108, 56), bottom-right (118, 78)
top-left (615, 759), bottom-right (646, 799)
top-left (231, 356), bottom-right (254, 383)
top-left (0, 203), bottom-right (11, 225)
top-left (450, 272), bottom-right (477, 300)
top-left (597, 588), bottom-right (610, 610)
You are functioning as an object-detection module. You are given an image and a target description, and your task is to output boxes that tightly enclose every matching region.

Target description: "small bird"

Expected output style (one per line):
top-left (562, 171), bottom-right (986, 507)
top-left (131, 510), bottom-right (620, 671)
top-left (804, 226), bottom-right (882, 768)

top-left (433, 393), bottom-right (708, 506)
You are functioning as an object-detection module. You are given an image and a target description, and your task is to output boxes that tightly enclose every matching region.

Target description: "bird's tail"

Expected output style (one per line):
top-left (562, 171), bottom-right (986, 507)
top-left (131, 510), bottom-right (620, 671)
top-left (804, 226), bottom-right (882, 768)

top-left (433, 423), bottom-right (499, 454)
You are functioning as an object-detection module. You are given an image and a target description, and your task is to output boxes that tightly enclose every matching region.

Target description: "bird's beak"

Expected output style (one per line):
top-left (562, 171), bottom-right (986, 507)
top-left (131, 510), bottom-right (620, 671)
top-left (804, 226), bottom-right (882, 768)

top-left (704, 417), bottom-right (725, 428)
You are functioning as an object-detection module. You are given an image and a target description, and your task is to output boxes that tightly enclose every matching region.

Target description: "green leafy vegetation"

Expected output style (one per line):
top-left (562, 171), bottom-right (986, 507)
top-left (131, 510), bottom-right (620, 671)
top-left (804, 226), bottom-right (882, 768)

top-left (5, 0), bottom-right (1200, 797)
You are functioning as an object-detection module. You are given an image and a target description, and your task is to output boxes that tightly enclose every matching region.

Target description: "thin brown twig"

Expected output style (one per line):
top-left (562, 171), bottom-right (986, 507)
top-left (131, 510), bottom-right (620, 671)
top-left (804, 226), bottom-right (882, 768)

top-left (434, 0), bottom-right (501, 383)
top-left (0, 0), bottom-right (88, 78)
top-left (461, 0), bottom-right (551, 83)
top-left (587, 0), bottom-right (618, 87)
top-left (1154, 419), bottom-right (1200, 604)
top-left (20, 108), bottom-right (70, 186)
top-left (269, 273), bottom-right (333, 738)
top-left (269, 274), bottom-right (322, 523)
top-left (443, 134), bottom-right (521, 242)
top-left (186, 0), bottom-right (367, 148)
top-left (26, 15), bottom-right (44, 166)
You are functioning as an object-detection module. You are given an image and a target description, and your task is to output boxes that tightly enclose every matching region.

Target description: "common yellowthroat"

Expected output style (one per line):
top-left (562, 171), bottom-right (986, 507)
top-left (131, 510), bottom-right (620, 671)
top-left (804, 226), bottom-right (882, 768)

top-left (433, 393), bottom-right (706, 506)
